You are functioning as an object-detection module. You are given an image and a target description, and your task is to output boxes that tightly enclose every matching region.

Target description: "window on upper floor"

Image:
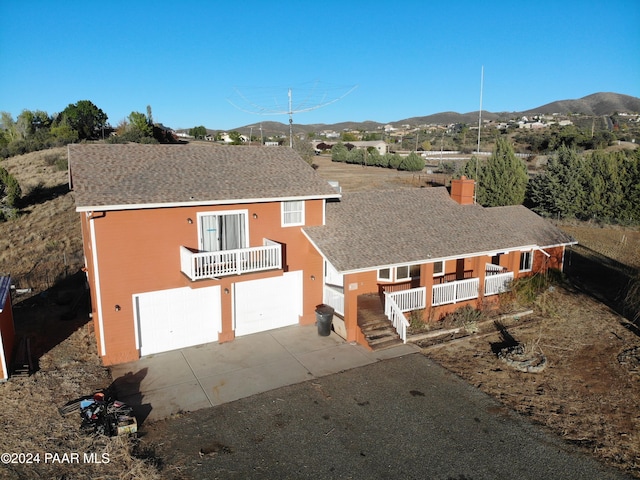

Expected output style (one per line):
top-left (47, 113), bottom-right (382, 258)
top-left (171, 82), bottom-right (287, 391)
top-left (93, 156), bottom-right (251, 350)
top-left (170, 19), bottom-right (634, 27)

top-left (282, 200), bottom-right (305, 227)
top-left (519, 250), bottom-right (533, 272)
top-left (199, 211), bottom-right (248, 252)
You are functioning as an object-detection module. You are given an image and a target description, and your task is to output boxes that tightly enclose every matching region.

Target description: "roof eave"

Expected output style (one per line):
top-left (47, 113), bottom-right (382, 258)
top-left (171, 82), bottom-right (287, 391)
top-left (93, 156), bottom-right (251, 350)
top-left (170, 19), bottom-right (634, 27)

top-left (76, 193), bottom-right (342, 213)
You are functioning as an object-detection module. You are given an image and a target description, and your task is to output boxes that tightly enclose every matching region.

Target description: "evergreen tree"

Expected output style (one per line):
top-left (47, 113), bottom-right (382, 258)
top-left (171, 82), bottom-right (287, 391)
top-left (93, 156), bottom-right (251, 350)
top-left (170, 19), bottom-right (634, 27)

top-left (478, 137), bottom-right (528, 206)
top-left (331, 142), bottom-right (348, 162)
top-left (398, 152), bottom-right (425, 171)
top-left (527, 146), bottom-right (585, 219)
top-left (582, 150), bottom-right (624, 221)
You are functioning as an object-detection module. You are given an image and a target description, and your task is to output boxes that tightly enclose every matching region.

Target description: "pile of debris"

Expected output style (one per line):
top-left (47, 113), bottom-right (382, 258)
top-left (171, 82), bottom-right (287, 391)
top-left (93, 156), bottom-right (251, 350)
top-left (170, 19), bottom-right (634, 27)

top-left (59, 390), bottom-right (137, 437)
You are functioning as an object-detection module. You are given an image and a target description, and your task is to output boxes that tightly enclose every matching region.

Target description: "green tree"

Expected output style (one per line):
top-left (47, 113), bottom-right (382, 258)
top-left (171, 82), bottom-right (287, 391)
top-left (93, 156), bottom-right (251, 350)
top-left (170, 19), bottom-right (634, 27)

top-left (340, 131), bottom-right (358, 142)
top-left (460, 156), bottom-right (481, 180)
top-left (478, 138), bottom-right (528, 206)
top-left (0, 166), bottom-right (21, 207)
top-left (331, 142), bottom-right (348, 162)
top-left (386, 153), bottom-right (402, 169)
top-left (228, 131), bottom-right (243, 145)
top-left (128, 111), bottom-right (153, 137)
top-left (189, 126), bottom-right (207, 139)
top-left (527, 146), bottom-right (585, 219)
top-left (57, 100), bottom-right (108, 140)
top-left (346, 147), bottom-right (364, 165)
top-left (582, 150), bottom-right (625, 221)
top-left (398, 152), bottom-right (425, 171)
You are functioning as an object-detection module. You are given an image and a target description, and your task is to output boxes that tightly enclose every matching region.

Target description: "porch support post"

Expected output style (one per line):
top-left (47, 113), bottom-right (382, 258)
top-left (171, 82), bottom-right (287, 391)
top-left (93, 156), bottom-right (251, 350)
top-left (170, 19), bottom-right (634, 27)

top-left (421, 263), bottom-right (434, 320)
top-left (476, 255), bottom-right (487, 300)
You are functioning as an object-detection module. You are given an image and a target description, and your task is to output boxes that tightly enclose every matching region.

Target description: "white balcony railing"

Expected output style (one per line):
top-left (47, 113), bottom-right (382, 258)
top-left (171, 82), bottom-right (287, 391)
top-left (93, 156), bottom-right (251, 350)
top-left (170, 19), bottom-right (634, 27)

top-left (180, 244), bottom-right (282, 280)
top-left (432, 277), bottom-right (480, 306)
top-left (323, 285), bottom-right (345, 316)
top-left (484, 271), bottom-right (514, 296)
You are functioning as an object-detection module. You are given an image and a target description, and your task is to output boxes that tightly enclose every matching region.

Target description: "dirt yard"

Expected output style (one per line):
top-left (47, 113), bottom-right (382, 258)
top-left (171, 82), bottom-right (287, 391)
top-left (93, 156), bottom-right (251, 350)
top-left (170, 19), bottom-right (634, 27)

top-left (0, 148), bottom-right (638, 478)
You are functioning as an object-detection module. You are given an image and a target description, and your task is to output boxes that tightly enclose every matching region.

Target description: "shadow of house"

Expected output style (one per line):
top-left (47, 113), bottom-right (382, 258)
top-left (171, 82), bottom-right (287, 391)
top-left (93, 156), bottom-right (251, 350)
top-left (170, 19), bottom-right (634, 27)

top-left (110, 368), bottom-right (153, 425)
top-left (18, 183), bottom-right (70, 209)
top-left (11, 271), bottom-right (91, 373)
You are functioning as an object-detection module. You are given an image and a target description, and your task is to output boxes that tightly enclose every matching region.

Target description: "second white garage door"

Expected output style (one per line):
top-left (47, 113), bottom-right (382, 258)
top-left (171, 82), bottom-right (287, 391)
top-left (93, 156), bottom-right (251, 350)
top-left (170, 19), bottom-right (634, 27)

top-left (134, 286), bottom-right (221, 356)
top-left (234, 271), bottom-right (303, 337)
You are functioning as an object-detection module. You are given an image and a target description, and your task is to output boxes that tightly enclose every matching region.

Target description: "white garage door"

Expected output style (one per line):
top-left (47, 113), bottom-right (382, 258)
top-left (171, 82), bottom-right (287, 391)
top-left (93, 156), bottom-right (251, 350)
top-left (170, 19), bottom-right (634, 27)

top-left (134, 286), bottom-right (221, 356)
top-left (234, 271), bottom-right (303, 337)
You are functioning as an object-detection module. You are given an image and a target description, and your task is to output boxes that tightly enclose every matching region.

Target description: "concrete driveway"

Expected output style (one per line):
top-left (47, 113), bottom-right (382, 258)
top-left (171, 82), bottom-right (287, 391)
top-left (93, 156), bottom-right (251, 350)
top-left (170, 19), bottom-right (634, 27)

top-left (110, 324), bottom-right (419, 422)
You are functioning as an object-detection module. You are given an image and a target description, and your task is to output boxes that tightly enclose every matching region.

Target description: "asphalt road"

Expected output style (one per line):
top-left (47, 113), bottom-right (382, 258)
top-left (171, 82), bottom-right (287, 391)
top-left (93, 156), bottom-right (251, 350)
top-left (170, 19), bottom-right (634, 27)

top-left (142, 353), bottom-right (633, 480)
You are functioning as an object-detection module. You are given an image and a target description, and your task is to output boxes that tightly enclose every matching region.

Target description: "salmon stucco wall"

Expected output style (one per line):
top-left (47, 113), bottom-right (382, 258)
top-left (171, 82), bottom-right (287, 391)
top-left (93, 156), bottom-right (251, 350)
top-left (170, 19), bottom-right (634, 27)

top-left (0, 294), bottom-right (15, 381)
top-left (81, 199), bottom-right (326, 365)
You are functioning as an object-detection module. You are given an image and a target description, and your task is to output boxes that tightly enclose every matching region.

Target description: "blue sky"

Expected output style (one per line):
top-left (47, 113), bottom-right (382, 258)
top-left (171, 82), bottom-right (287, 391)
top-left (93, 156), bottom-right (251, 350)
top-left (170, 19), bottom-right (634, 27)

top-left (1, 0), bottom-right (639, 131)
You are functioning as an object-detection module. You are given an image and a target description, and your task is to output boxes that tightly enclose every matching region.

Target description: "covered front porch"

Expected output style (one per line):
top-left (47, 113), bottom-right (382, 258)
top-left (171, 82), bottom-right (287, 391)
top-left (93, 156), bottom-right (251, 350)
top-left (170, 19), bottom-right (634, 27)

top-left (324, 260), bottom-right (517, 350)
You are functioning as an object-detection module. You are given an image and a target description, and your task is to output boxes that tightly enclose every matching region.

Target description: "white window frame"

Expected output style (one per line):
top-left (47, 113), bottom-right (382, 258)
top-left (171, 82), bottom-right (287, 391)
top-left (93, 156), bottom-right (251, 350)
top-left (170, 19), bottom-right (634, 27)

top-left (432, 261), bottom-right (444, 277)
top-left (519, 250), bottom-right (533, 272)
top-left (197, 209), bottom-right (249, 252)
top-left (281, 200), bottom-right (305, 227)
top-left (377, 268), bottom-right (391, 282)
top-left (378, 264), bottom-right (420, 282)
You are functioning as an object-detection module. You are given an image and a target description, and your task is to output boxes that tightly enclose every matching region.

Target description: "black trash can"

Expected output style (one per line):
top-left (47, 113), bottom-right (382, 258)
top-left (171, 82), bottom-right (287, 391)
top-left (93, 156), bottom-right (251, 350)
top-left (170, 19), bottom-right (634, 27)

top-left (315, 304), bottom-right (334, 336)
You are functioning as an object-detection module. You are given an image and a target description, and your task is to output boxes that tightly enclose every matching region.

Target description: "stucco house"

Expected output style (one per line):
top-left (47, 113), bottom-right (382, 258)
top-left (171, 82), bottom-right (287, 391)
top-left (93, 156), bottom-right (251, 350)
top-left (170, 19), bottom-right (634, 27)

top-left (0, 276), bottom-right (15, 381)
top-left (69, 144), bottom-right (575, 366)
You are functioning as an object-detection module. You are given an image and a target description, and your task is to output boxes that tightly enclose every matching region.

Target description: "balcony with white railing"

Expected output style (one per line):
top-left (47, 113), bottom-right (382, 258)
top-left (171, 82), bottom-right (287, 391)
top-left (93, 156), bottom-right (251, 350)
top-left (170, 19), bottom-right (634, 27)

top-left (180, 243), bottom-right (282, 281)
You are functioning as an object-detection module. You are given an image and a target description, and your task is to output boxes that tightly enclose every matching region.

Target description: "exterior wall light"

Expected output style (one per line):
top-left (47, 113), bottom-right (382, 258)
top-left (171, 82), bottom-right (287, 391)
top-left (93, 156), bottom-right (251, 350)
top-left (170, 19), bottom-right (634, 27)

top-left (115, 305), bottom-right (121, 311)
top-left (187, 218), bottom-right (193, 224)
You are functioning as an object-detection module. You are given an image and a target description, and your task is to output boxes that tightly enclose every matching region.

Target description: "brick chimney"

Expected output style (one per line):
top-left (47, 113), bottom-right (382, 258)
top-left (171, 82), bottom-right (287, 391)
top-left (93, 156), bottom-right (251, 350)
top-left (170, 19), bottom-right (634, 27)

top-left (450, 176), bottom-right (475, 205)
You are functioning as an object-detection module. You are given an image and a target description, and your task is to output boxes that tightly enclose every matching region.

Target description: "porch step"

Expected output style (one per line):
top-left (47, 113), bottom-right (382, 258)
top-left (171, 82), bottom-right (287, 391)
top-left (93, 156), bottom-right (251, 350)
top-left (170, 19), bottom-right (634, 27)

top-left (357, 293), bottom-right (403, 351)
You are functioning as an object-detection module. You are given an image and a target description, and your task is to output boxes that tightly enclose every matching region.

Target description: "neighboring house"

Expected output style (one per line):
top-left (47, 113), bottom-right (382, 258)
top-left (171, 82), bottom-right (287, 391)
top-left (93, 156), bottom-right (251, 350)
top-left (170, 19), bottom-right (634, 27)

top-left (69, 145), bottom-right (575, 366)
top-left (69, 144), bottom-right (341, 365)
top-left (0, 276), bottom-right (15, 381)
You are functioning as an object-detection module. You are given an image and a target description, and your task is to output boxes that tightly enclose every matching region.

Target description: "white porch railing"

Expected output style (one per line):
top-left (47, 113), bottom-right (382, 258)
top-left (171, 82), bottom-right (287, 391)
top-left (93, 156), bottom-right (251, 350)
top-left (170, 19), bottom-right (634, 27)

top-left (485, 263), bottom-right (507, 274)
top-left (323, 285), bottom-right (344, 316)
top-left (484, 271), bottom-right (514, 296)
top-left (432, 277), bottom-right (480, 306)
top-left (384, 295), bottom-right (410, 343)
top-left (385, 287), bottom-right (426, 313)
top-left (180, 244), bottom-right (282, 280)
top-left (383, 287), bottom-right (426, 343)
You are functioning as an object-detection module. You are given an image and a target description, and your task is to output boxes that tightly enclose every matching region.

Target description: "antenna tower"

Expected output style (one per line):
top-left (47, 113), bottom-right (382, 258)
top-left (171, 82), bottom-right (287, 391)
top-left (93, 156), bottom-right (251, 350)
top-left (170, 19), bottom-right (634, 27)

top-left (228, 81), bottom-right (358, 147)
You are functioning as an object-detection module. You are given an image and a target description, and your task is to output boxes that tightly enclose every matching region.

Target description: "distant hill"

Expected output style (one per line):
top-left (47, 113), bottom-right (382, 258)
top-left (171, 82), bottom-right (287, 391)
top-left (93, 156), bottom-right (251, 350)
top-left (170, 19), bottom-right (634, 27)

top-left (222, 92), bottom-right (639, 135)
top-left (522, 92), bottom-right (640, 117)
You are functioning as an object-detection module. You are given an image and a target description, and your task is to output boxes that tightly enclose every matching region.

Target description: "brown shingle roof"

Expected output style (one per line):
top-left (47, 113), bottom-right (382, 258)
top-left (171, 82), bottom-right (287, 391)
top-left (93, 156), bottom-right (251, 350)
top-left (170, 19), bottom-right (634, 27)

top-left (303, 188), bottom-right (575, 272)
top-left (69, 144), bottom-right (340, 211)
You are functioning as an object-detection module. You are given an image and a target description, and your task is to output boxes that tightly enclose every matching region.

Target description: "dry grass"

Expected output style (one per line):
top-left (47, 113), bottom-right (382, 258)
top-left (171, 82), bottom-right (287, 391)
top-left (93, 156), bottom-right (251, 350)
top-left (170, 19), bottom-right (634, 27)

top-left (1, 148), bottom-right (161, 479)
top-left (0, 147), bottom-right (83, 290)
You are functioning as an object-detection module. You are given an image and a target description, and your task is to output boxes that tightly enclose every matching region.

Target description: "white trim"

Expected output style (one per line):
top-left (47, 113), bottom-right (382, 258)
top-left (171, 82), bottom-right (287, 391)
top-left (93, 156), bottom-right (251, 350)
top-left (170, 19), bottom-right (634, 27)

top-left (89, 213), bottom-right (106, 357)
top-left (519, 250), bottom-right (533, 272)
top-left (432, 260), bottom-right (445, 277)
top-left (281, 200), bottom-right (305, 227)
top-left (75, 194), bottom-right (341, 213)
top-left (377, 267), bottom-right (392, 281)
top-left (197, 209), bottom-right (249, 251)
top-left (0, 327), bottom-right (7, 381)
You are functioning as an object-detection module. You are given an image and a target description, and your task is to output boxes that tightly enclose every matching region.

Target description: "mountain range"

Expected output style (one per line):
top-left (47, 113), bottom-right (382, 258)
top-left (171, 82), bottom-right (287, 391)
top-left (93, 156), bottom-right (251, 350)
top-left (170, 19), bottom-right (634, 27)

top-left (228, 92), bottom-right (640, 136)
